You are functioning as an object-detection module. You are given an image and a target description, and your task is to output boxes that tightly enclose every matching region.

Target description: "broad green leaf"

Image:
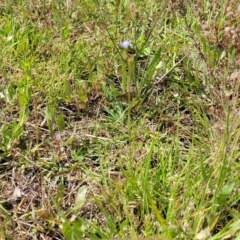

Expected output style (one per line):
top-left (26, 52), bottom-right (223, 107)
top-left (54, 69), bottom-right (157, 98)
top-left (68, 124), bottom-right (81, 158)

top-left (62, 219), bottom-right (84, 240)
top-left (19, 107), bottom-right (29, 126)
top-left (11, 122), bottom-right (23, 139)
top-left (45, 104), bottom-right (55, 136)
top-left (78, 88), bottom-right (87, 103)
top-left (56, 183), bottom-right (65, 209)
top-left (74, 185), bottom-right (88, 211)
top-left (221, 180), bottom-right (235, 195)
top-left (45, 104), bottom-right (55, 122)
top-left (57, 113), bottom-right (65, 132)
top-left (236, 231), bottom-right (240, 240)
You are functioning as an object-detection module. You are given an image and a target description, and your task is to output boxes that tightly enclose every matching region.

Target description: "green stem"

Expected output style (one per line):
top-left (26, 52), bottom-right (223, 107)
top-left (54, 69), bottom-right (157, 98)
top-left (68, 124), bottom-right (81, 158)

top-left (121, 50), bottom-right (127, 93)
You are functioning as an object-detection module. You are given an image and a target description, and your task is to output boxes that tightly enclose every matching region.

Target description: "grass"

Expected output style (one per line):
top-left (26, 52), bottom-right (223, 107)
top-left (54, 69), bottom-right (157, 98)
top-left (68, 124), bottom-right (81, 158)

top-left (0, 0), bottom-right (240, 239)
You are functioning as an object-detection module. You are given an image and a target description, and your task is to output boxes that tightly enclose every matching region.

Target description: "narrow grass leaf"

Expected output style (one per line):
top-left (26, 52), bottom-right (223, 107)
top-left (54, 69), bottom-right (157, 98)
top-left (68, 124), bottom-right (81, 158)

top-left (141, 46), bottom-right (161, 90)
top-left (146, 190), bottom-right (169, 236)
top-left (0, 204), bottom-right (12, 221)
